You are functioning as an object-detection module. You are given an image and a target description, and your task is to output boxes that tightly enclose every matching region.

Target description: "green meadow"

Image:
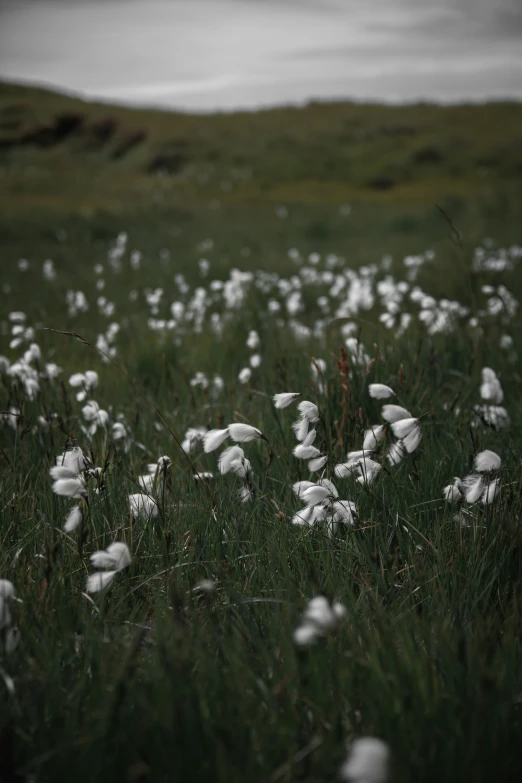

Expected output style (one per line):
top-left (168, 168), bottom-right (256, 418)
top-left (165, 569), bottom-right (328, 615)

top-left (0, 82), bottom-right (522, 781)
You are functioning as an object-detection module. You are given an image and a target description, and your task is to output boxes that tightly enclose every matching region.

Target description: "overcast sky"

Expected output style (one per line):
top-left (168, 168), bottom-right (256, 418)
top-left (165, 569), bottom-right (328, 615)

top-left (1, 0), bottom-right (521, 111)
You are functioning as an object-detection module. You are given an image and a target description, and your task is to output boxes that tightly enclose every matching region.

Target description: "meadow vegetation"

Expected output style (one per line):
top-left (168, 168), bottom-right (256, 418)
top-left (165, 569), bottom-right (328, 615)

top-left (0, 83), bottom-right (522, 781)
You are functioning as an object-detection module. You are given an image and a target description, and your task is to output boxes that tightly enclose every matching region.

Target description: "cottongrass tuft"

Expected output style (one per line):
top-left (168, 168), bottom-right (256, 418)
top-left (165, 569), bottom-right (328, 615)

top-left (86, 542), bottom-right (131, 593)
top-left (129, 493), bottom-right (158, 519)
top-left (273, 392), bottom-right (301, 409)
top-left (339, 737), bottom-right (390, 783)
top-left (368, 383), bottom-right (395, 399)
top-left (293, 596), bottom-right (346, 646)
top-left (203, 428), bottom-right (230, 453)
top-left (381, 404), bottom-right (411, 423)
top-left (474, 449), bottom-right (501, 472)
top-left (228, 423), bottom-right (263, 443)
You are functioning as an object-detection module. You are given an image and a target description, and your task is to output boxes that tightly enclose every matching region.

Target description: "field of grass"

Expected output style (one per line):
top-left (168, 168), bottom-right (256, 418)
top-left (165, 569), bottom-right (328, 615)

top-left (1, 82), bottom-right (522, 782)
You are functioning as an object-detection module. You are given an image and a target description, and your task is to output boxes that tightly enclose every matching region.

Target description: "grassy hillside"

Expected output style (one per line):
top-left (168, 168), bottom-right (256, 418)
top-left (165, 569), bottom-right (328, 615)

top-left (0, 84), bottom-right (522, 782)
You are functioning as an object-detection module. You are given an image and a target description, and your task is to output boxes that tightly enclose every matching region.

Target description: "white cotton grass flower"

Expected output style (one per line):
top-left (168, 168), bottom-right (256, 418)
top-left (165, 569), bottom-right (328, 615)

top-left (238, 485), bottom-right (254, 503)
top-left (218, 445), bottom-right (245, 474)
top-left (368, 383), bottom-right (395, 399)
top-left (64, 505), bottom-right (83, 532)
top-left (331, 499), bottom-right (357, 525)
top-left (0, 580), bottom-right (15, 630)
top-left (443, 479), bottom-right (462, 503)
top-left (292, 415), bottom-right (310, 442)
top-left (339, 737), bottom-right (390, 783)
top-left (474, 404), bottom-right (510, 429)
top-left (55, 446), bottom-right (87, 475)
top-left (86, 542), bottom-right (131, 594)
top-left (228, 423), bottom-right (264, 443)
top-left (481, 477), bottom-right (501, 505)
top-left (82, 400), bottom-right (109, 436)
top-left (181, 426), bottom-right (207, 453)
top-left (273, 392), bottom-right (301, 409)
top-left (293, 595), bottom-right (346, 647)
top-left (298, 401), bottom-right (319, 422)
top-left (386, 441), bottom-right (406, 466)
top-left (300, 484), bottom-right (331, 507)
top-left (249, 353), bottom-right (261, 368)
top-left (292, 481), bottom-right (316, 498)
top-left (246, 330), bottom-right (260, 350)
top-left (293, 430), bottom-right (320, 459)
top-left (480, 367), bottom-right (503, 404)
top-left (474, 449), bottom-right (501, 472)
top-left (69, 370), bottom-right (98, 401)
top-left (381, 404), bottom-right (411, 423)
top-left (461, 474), bottom-right (484, 504)
top-left (363, 425), bottom-right (385, 451)
top-left (129, 493), bottom-right (158, 519)
top-left (194, 471), bottom-right (213, 482)
top-left (90, 542), bottom-right (131, 571)
top-left (203, 428), bottom-right (230, 453)
top-left (390, 417), bottom-right (422, 453)
top-left (238, 367), bottom-right (252, 384)
top-left (52, 477), bottom-right (87, 499)
top-left (86, 571), bottom-right (118, 593)
top-left (308, 455), bottom-right (328, 472)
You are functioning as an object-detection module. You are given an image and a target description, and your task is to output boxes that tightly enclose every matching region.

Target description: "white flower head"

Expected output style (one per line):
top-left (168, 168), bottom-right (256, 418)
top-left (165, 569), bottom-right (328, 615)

top-left (381, 404), bottom-right (411, 423)
top-left (368, 383), bottom-right (395, 399)
top-left (203, 428), bottom-right (230, 453)
top-left (340, 737), bottom-right (390, 783)
top-left (474, 449), bottom-right (501, 472)
top-left (228, 423), bottom-right (263, 443)
top-left (90, 542), bottom-right (131, 571)
top-left (273, 392), bottom-right (301, 409)
top-left (64, 505), bottom-right (83, 532)
top-left (129, 493), bottom-right (158, 519)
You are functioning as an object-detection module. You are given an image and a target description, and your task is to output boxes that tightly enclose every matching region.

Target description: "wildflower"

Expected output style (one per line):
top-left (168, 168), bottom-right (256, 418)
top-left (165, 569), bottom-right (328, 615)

top-left (193, 579), bottom-right (217, 593)
top-left (228, 423), bottom-right (263, 443)
top-left (474, 449), bottom-right (501, 472)
top-left (55, 446), bottom-right (87, 475)
top-left (300, 484), bottom-right (331, 507)
top-left (238, 367), bottom-right (252, 384)
top-left (298, 401), bottom-right (319, 422)
top-left (386, 441), bottom-right (406, 466)
top-left (273, 392), bottom-right (301, 409)
top-left (52, 477), bottom-right (87, 499)
top-left (69, 370), bottom-right (98, 402)
top-left (250, 354), bottom-right (261, 368)
top-left (129, 493), bottom-right (158, 519)
top-left (246, 330), bottom-right (260, 350)
top-left (443, 480), bottom-right (462, 503)
top-left (308, 455), bottom-right (328, 472)
top-left (82, 400), bottom-right (109, 436)
top-left (381, 404), bottom-right (411, 423)
top-left (461, 474), bottom-right (484, 504)
top-left (238, 485), bottom-right (254, 503)
top-left (480, 367), bottom-right (503, 404)
top-left (203, 428), bottom-right (230, 453)
top-left (218, 445), bottom-right (251, 476)
top-left (0, 580), bottom-right (15, 630)
top-left (293, 430), bottom-right (321, 459)
top-left (481, 477), bottom-right (501, 504)
top-left (90, 542), bottom-right (131, 571)
top-left (363, 425), bottom-right (385, 451)
top-left (474, 404), bottom-right (510, 429)
top-left (112, 422), bottom-right (127, 440)
top-left (339, 737), bottom-right (390, 783)
top-left (368, 383), bottom-right (394, 399)
top-left (181, 426), bottom-right (207, 453)
top-left (194, 471), bottom-right (213, 481)
top-left (64, 505), bottom-right (83, 532)
top-left (390, 417), bottom-right (422, 453)
top-left (293, 596), bottom-right (346, 646)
